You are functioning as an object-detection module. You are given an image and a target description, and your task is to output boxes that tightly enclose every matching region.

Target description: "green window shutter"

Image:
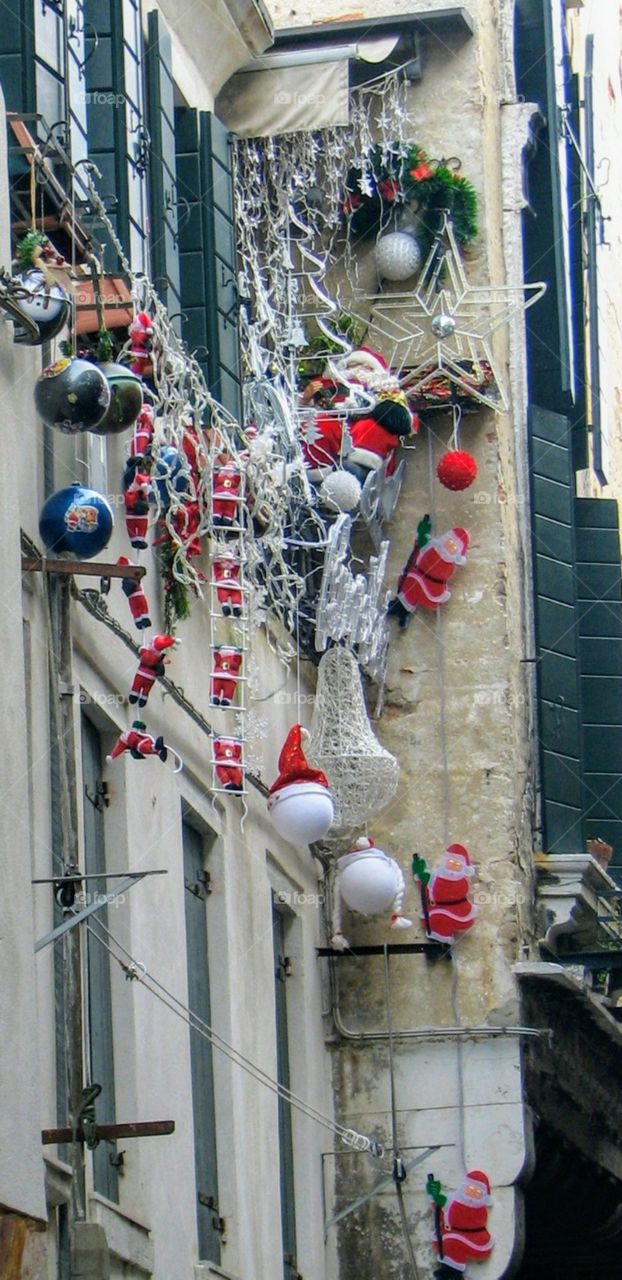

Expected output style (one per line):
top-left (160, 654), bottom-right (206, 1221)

top-left (575, 498), bottom-right (622, 867)
top-left (145, 11), bottom-right (180, 317)
top-left (272, 899), bottom-right (298, 1280)
top-left (84, 0), bottom-right (131, 271)
top-left (82, 715), bottom-right (119, 1203)
top-left (174, 106), bottom-right (242, 418)
top-left (183, 820), bottom-right (220, 1265)
top-left (0, 0), bottom-right (35, 113)
top-left (530, 405), bottom-right (585, 854)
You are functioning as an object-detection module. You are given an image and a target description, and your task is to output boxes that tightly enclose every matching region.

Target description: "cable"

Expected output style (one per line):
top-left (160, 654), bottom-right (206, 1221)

top-left (383, 945), bottom-right (421, 1280)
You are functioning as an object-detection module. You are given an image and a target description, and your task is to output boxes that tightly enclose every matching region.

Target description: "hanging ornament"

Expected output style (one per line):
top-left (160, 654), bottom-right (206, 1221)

top-left (267, 724), bottom-right (334, 845)
top-left (210, 646), bottom-right (243, 707)
top-left (319, 469), bottom-right (361, 513)
top-left (128, 311), bottom-right (154, 378)
top-left (10, 268), bottom-right (69, 345)
top-left (332, 837), bottom-right (411, 948)
top-left (123, 461), bottom-right (152, 550)
top-left (106, 720), bottom-right (182, 771)
top-left (374, 231), bottom-right (421, 282)
top-left (39, 484), bottom-right (113, 559)
top-left (128, 635), bottom-right (180, 709)
top-left (413, 844), bottom-right (479, 944)
top-left (92, 363), bottom-right (144, 435)
top-left (437, 449), bottom-right (478, 491)
top-left (212, 737), bottom-right (244, 793)
top-left (387, 516), bottom-right (469, 628)
top-left (117, 557), bottom-right (151, 630)
top-left (129, 403), bottom-right (155, 460)
top-left (307, 648), bottom-right (399, 831)
top-left (212, 551), bottom-right (243, 618)
top-left (212, 459), bottom-right (243, 528)
top-left (34, 358), bottom-right (111, 434)
top-left (428, 1170), bottom-right (493, 1278)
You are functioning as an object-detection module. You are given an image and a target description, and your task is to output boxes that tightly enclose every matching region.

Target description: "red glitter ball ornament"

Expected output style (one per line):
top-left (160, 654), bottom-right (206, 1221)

top-left (437, 449), bottom-right (478, 491)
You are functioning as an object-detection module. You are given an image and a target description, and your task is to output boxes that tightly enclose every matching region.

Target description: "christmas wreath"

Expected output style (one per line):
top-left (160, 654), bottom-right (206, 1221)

top-left (343, 144), bottom-right (478, 260)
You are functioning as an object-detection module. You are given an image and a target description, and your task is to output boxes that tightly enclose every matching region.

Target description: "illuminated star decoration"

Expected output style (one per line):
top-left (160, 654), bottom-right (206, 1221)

top-left (359, 212), bottom-right (546, 411)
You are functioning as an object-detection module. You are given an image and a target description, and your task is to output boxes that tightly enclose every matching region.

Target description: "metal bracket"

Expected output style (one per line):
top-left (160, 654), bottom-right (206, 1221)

top-left (84, 780), bottom-right (109, 811)
top-left (324, 1146), bottom-right (439, 1235)
top-left (34, 870), bottom-right (167, 952)
top-left (184, 869), bottom-right (212, 900)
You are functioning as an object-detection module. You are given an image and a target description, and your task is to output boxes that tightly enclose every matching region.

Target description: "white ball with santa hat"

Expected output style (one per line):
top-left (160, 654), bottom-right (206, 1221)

top-left (332, 837), bottom-right (412, 949)
top-left (267, 724), bottom-right (334, 846)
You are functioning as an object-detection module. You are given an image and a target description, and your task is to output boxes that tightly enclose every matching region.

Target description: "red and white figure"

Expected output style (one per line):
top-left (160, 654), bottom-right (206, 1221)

top-left (129, 635), bottom-right (180, 709)
top-left (106, 721), bottom-right (167, 765)
top-left (129, 311), bottom-right (153, 378)
top-left (123, 465), bottom-right (151, 550)
top-left (423, 843), bottom-right (479, 944)
top-left (212, 461), bottom-right (243, 527)
top-left (172, 500), bottom-right (202, 560)
top-left (129, 402), bottom-right (155, 460)
top-left (212, 737), bottom-right (244, 792)
top-left (210, 646), bottom-right (243, 707)
top-left (212, 551), bottom-right (243, 617)
top-left (267, 724), bottom-right (334, 845)
top-left (300, 411), bottom-right (345, 482)
top-left (346, 392), bottom-right (418, 481)
top-left (433, 1170), bottom-right (493, 1275)
top-left (332, 837), bottom-right (412, 949)
top-left (118, 556), bottom-right (151, 630)
top-left (388, 526), bottom-right (469, 627)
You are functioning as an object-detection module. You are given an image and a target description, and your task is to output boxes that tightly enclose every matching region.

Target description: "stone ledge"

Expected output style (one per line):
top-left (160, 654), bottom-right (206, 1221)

top-left (534, 852), bottom-right (620, 949)
top-left (88, 1194), bottom-right (153, 1275)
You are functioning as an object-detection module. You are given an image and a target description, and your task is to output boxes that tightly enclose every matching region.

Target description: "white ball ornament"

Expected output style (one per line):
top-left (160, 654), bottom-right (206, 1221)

top-left (319, 469), bottom-right (362, 513)
top-left (375, 232), bottom-right (422, 283)
top-left (268, 782), bottom-right (335, 845)
top-left (331, 837), bottom-right (412, 948)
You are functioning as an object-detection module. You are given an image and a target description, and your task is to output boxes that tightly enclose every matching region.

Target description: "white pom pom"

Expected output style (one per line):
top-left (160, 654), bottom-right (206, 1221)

top-left (319, 469), bottom-right (362, 513)
top-left (390, 915), bottom-right (413, 931)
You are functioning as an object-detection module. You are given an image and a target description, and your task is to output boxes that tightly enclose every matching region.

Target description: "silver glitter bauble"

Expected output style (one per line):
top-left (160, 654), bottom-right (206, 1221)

top-left (375, 232), bottom-right (422, 283)
top-left (431, 313), bottom-right (457, 339)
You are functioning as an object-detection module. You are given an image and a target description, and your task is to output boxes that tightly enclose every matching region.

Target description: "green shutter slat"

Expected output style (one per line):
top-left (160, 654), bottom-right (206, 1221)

top-left (84, 0), bottom-right (131, 271)
top-left (146, 11), bottom-right (180, 316)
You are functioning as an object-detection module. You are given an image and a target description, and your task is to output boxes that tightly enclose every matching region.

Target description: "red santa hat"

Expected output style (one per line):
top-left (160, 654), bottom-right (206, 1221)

top-left (459, 1170), bottom-right (492, 1206)
top-left (269, 725), bottom-right (329, 795)
top-left (150, 634), bottom-right (180, 654)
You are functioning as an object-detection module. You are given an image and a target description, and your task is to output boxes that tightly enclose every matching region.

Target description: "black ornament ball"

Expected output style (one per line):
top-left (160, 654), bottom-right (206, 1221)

top-left (91, 363), bottom-right (144, 435)
top-left (34, 357), bottom-right (111, 434)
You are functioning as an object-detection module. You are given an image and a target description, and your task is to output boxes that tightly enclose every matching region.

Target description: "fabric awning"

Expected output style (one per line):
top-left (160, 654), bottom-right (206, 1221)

top-left (215, 58), bottom-right (350, 137)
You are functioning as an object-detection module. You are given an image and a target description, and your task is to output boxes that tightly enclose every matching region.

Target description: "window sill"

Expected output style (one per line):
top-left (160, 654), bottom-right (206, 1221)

top-left (88, 1193), bottom-right (154, 1275)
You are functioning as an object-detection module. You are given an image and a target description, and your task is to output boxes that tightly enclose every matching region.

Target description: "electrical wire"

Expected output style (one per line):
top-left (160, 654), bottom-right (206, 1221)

top-left (383, 945), bottom-right (421, 1280)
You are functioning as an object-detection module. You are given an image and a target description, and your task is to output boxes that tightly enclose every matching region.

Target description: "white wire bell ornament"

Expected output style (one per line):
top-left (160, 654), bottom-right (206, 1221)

top-left (307, 647), bottom-right (399, 831)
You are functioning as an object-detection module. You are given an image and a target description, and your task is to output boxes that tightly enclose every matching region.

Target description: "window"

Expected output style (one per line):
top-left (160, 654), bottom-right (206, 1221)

top-left (272, 897), bottom-right (298, 1280)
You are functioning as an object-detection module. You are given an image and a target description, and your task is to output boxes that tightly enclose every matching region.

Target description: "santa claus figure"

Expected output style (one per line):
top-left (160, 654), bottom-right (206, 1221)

top-left (129, 403), bottom-right (155, 460)
top-left (332, 837), bottom-right (412, 949)
top-left (388, 517), bottom-right (469, 628)
top-left (106, 721), bottom-right (167, 764)
top-left (346, 391), bottom-right (417, 483)
top-left (123, 462), bottom-right (151, 550)
top-left (129, 635), bottom-right (180, 708)
top-left (423, 843), bottom-right (479, 944)
top-left (129, 311), bottom-right (153, 378)
top-left (433, 1170), bottom-right (494, 1276)
top-left (172, 500), bottom-right (202, 560)
top-left (212, 551), bottom-right (243, 617)
top-left (210, 646), bottom-right (243, 706)
top-left (212, 461), bottom-right (242, 527)
top-left (212, 737), bottom-right (244, 792)
top-left (267, 724), bottom-right (334, 845)
top-left (118, 556), bottom-right (151, 630)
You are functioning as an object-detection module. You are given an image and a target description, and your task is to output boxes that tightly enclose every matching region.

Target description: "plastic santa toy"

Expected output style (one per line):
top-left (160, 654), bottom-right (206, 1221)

top-left (129, 311), bottom-right (153, 378)
top-left (332, 837), bottom-right (412, 949)
top-left (106, 721), bottom-right (167, 764)
top-left (211, 551), bottom-right (243, 617)
top-left (388, 516), bottom-right (469, 628)
top-left (267, 724), bottom-right (334, 845)
top-left (129, 635), bottom-right (180, 709)
top-left (432, 1170), bottom-right (494, 1276)
top-left (212, 737), bottom-right (244, 792)
top-left (210, 646), bottom-right (243, 706)
top-left (123, 462), bottom-right (151, 550)
top-left (422, 843), bottom-right (479, 944)
top-left (212, 461), bottom-right (243, 527)
top-left (118, 556), bottom-right (151, 630)
top-left (346, 390), bottom-right (416, 483)
top-left (172, 500), bottom-right (202, 560)
top-left (298, 376), bottom-right (346, 482)
top-left (129, 402), bottom-right (155, 460)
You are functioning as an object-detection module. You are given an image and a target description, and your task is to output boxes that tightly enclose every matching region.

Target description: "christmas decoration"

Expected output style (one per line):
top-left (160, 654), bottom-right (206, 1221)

top-left (437, 449), bottom-right (478, 491)
top-left (299, 408), bottom-right (345, 481)
top-left (387, 517), bottom-right (469, 628)
top-left (267, 724), bottom-right (334, 845)
top-left (212, 552), bottom-right (243, 618)
top-left (34, 357), bottom-right (111, 434)
top-left (212, 460), bottom-right (243, 528)
top-left (428, 1170), bottom-right (494, 1275)
top-left (212, 737), bottom-right (244, 792)
top-left (128, 635), bottom-right (180, 709)
top-left (345, 391), bottom-right (415, 484)
top-left (128, 311), bottom-right (154, 378)
top-left (308, 648), bottom-right (399, 829)
top-left (106, 720), bottom-right (182, 771)
top-left (210, 647), bottom-right (243, 707)
top-left (374, 231), bottom-right (422, 282)
top-left (123, 462), bottom-right (151, 550)
top-left (414, 844), bottom-right (479, 944)
top-left (129, 403), bottom-right (155, 459)
top-left (118, 557), bottom-right (151, 629)
top-left (93, 362), bottom-right (144, 435)
top-left (10, 268), bottom-right (69, 345)
top-left (39, 485), bottom-right (113, 559)
top-left (319, 469), bottom-right (361, 513)
top-left (332, 837), bottom-right (411, 948)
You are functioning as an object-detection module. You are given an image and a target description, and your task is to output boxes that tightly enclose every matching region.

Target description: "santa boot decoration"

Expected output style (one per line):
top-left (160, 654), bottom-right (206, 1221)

top-left (210, 646), bottom-right (243, 707)
top-left (332, 837), bottom-right (412, 948)
top-left (212, 737), bottom-right (244, 792)
top-left (420, 843), bottom-right (479, 944)
top-left (129, 635), bottom-right (180, 709)
top-left (212, 551), bottom-right (243, 617)
top-left (123, 461), bottom-right (152, 550)
top-left (388, 516), bottom-right (469, 629)
top-left (431, 1170), bottom-right (494, 1275)
top-left (267, 724), bottom-right (334, 846)
top-left (118, 557), bottom-right (151, 630)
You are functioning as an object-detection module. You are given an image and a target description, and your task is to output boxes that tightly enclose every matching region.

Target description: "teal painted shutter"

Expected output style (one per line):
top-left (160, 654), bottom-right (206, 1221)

top-left (575, 498), bottom-right (622, 867)
top-left (84, 0), bottom-right (130, 270)
top-left (530, 405), bottom-right (584, 854)
top-left (175, 107), bottom-right (210, 384)
top-left (145, 11), bottom-right (180, 318)
top-left (0, 0), bottom-right (35, 113)
top-left (82, 715), bottom-right (119, 1202)
top-left (272, 900), bottom-right (298, 1280)
top-left (183, 821), bottom-right (221, 1264)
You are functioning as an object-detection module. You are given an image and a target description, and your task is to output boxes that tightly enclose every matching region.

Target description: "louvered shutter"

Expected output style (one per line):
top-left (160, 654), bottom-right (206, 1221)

top-left (145, 11), bottom-right (180, 319)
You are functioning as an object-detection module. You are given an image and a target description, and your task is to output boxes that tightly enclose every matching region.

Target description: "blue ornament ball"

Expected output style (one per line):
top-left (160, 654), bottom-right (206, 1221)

top-left (153, 445), bottom-right (189, 510)
top-left (39, 484), bottom-right (114, 559)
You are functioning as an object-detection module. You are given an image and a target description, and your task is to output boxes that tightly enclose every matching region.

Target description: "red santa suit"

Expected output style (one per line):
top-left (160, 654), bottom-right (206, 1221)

top-left (106, 721), bottom-right (167, 764)
top-left (212, 554), bottom-right (243, 617)
top-left (434, 1171), bottom-right (493, 1273)
top-left (124, 469), bottom-right (151, 549)
top-left (212, 737), bottom-right (244, 791)
top-left (346, 393), bottom-right (416, 479)
top-left (129, 635), bottom-right (179, 708)
top-left (392, 527), bottom-right (469, 619)
top-left (300, 413), bottom-right (344, 481)
top-left (210, 647), bottom-right (243, 706)
top-left (423, 844), bottom-right (478, 944)
top-left (118, 557), bottom-right (151, 630)
top-left (173, 501), bottom-right (202, 559)
top-left (129, 403), bottom-right (154, 459)
top-left (129, 311), bottom-right (153, 378)
top-left (212, 463), bottom-right (242, 527)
